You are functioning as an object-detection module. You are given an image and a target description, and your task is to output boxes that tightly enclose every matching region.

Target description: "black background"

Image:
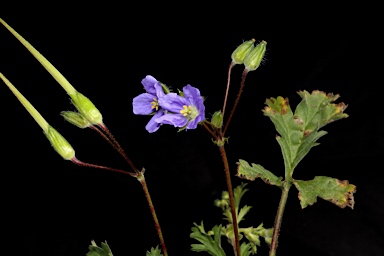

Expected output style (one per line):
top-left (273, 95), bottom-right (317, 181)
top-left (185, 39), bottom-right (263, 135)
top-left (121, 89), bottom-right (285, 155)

top-left (1, 4), bottom-right (382, 256)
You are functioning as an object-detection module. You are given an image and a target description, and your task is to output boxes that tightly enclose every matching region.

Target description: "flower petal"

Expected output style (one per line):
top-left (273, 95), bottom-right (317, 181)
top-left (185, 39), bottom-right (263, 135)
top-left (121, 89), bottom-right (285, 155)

top-left (158, 93), bottom-right (188, 113)
top-left (155, 113), bottom-right (188, 127)
top-left (154, 83), bottom-right (165, 99)
top-left (187, 116), bottom-right (202, 129)
top-left (146, 109), bottom-right (165, 133)
top-left (183, 84), bottom-right (205, 123)
top-left (141, 75), bottom-right (158, 95)
top-left (183, 84), bottom-right (201, 106)
top-left (133, 93), bottom-right (156, 115)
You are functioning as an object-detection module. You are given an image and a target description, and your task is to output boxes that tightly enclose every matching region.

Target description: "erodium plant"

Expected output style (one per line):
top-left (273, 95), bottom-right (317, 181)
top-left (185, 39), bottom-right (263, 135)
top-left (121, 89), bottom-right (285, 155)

top-left (0, 18), bottom-right (356, 256)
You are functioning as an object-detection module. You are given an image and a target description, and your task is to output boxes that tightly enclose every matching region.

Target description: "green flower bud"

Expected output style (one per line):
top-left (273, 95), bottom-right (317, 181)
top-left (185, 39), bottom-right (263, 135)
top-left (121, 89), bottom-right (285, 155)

top-left (1, 73), bottom-right (75, 161)
top-left (244, 40), bottom-right (267, 71)
top-left (70, 91), bottom-right (103, 125)
top-left (243, 227), bottom-right (261, 244)
top-left (214, 199), bottom-right (221, 208)
top-left (222, 191), bottom-right (229, 200)
top-left (44, 126), bottom-right (75, 160)
top-left (61, 111), bottom-right (91, 128)
top-left (160, 82), bottom-right (171, 94)
top-left (231, 39), bottom-right (255, 64)
top-left (225, 224), bottom-right (235, 239)
top-left (211, 110), bottom-right (223, 129)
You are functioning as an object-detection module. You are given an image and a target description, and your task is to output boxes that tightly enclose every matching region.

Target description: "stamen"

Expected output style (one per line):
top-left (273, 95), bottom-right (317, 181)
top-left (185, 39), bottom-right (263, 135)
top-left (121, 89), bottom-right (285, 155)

top-left (180, 105), bottom-right (191, 116)
top-left (151, 98), bottom-right (159, 111)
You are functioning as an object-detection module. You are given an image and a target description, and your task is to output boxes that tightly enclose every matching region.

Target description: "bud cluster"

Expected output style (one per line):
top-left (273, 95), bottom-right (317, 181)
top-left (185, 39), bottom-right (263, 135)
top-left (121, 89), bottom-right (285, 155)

top-left (231, 39), bottom-right (267, 71)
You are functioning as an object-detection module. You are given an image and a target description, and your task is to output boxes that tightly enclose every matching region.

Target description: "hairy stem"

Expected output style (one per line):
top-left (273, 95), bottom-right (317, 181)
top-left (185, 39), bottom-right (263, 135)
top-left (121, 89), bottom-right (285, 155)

top-left (269, 182), bottom-right (291, 256)
top-left (219, 145), bottom-right (241, 256)
top-left (202, 121), bottom-right (219, 141)
top-left (223, 69), bottom-right (248, 135)
top-left (137, 171), bottom-right (168, 256)
top-left (71, 157), bottom-right (136, 177)
top-left (97, 123), bottom-right (140, 173)
top-left (79, 126), bottom-right (167, 255)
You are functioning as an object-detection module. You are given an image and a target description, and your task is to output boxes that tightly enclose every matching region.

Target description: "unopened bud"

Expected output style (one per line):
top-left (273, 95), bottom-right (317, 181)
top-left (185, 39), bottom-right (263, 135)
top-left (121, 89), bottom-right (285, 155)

top-left (244, 40), bottom-right (267, 71)
top-left (211, 110), bottom-right (223, 129)
top-left (222, 191), bottom-right (229, 200)
top-left (160, 83), bottom-right (171, 94)
top-left (214, 199), bottom-right (222, 208)
top-left (61, 111), bottom-right (91, 128)
top-left (231, 39), bottom-right (255, 64)
top-left (44, 126), bottom-right (75, 160)
top-left (70, 92), bottom-right (103, 125)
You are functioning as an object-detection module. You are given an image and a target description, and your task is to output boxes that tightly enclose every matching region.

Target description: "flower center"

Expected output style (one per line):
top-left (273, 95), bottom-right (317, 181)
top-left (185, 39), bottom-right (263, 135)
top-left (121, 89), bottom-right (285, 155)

top-left (151, 98), bottom-right (159, 111)
top-left (180, 105), bottom-right (199, 119)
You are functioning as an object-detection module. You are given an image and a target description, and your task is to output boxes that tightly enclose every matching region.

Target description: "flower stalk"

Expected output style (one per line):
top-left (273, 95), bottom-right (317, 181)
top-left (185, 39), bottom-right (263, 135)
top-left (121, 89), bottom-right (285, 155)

top-left (137, 171), bottom-right (168, 256)
top-left (223, 69), bottom-right (249, 135)
top-left (221, 62), bottom-right (235, 121)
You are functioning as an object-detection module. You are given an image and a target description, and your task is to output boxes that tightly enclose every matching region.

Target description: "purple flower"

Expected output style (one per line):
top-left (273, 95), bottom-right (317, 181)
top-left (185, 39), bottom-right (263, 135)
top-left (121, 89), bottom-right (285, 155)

top-left (156, 84), bottom-right (205, 130)
top-left (145, 109), bottom-right (165, 133)
top-left (132, 75), bottom-right (166, 133)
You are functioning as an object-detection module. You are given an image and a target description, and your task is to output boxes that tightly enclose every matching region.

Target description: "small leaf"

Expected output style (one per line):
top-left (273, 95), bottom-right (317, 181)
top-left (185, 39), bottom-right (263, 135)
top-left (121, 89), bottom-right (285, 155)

top-left (237, 205), bottom-right (252, 224)
top-left (190, 222), bottom-right (226, 256)
top-left (293, 176), bottom-right (356, 209)
top-left (146, 245), bottom-right (163, 256)
top-left (233, 183), bottom-right (249, 210)
top-left (237, 159), bottom-right (283, 187)
top-left (217, 183), bottom-right (251, 224)
top-left (86, 240), bottom-right (113, 256)
top-left (240, 242), bottom-right (252, 256)
top-left (240, 223), bottom-right (273, 254)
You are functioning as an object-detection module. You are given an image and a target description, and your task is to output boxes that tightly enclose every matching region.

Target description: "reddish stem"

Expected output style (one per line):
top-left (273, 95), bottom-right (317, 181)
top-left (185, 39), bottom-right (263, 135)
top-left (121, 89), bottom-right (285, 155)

top-left (223, 69), bottom-right (248, 135)
top-left (137, 171), bottom-right (168, 256)
top-left (97, 123), bottom-right (139, 173)
top-left (71, 157), bottom-right (136, 177)
top-left (202, 121), bottom-right (219, 141)
top-left (219, 145), bottom-right (241, 256)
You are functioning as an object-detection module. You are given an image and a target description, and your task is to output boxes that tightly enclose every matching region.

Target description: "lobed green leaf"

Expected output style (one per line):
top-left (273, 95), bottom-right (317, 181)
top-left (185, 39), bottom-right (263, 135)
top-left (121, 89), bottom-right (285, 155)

top-left (190, 222), bottom-right (226, 256)
top-left (236, 159), bottom-right (283, 187)
top-left (240, 242), bottom-right (252, 256)
top-left (146, 246), bottom-right (163, 256)
top-left (86, 240), bottom-right (113, 256)
top-left (293, 176), bottom-right (356, 209)
top-left (262, 90), bottom-right (348, 177)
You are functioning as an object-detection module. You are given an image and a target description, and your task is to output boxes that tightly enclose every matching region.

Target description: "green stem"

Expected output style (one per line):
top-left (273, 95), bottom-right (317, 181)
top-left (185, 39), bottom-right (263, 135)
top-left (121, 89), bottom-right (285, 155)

top-left (219, 145), bottom-right (241, 256)
top-left (137, 171), bottom-right (168, 256)
top-left (269, 182), bottom-right (291, 256)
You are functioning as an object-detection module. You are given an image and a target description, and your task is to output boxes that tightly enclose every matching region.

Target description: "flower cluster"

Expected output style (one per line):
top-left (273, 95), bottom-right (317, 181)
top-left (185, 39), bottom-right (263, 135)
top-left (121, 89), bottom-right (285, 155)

top-left (132, 75), bottom-right (205, 133)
